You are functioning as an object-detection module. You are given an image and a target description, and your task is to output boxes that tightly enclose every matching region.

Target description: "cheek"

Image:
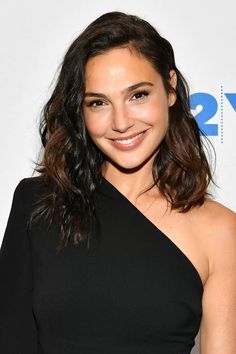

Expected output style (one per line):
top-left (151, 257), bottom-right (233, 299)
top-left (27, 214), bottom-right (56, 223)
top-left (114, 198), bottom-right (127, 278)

top-left (84, 115), bottom-right (108, 139)
top-left (131, 100), bottom-right (169, 126)
top-left (153, 105), bottom-right (169, 127)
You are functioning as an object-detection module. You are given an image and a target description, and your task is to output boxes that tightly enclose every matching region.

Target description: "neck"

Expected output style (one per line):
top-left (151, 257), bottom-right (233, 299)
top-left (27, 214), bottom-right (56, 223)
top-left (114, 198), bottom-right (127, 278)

top-left (101, 160), bottom-right (158, 203)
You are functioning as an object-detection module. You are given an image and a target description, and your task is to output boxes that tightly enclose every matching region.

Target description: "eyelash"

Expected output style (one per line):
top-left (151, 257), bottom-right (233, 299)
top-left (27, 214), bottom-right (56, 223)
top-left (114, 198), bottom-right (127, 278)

top-left (85, 90), bottom-right (150, 108)
top-left (131, 90), bottom-right (149, 101)
top-left (86, 100), bottom-right (104, 108)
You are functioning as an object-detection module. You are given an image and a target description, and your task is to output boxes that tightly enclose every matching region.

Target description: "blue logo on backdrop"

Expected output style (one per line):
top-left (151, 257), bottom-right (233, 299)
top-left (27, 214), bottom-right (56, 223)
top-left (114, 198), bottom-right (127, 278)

top-left (189, 87), bottom-right (236, 142)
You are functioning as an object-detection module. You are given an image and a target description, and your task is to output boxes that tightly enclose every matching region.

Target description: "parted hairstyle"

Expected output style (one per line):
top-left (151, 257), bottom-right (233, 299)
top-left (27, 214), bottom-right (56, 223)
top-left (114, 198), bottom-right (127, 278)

top-left (33, 11), bottom-right (214, 250)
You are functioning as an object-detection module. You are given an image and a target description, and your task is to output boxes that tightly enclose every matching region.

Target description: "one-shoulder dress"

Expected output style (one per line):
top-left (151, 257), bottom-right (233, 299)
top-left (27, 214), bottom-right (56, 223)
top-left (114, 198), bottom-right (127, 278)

top-left (0, 177), bottom-right (203, 353)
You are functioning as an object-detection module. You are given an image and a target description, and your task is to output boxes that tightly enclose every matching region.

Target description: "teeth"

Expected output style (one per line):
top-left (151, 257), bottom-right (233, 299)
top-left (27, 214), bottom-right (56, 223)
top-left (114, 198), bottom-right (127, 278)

top-left (114, 132), bottom-right (144, 145)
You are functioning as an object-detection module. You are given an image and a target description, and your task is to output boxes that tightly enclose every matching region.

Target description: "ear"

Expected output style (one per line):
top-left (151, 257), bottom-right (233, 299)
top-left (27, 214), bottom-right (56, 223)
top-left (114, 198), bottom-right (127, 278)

top-left (168, 70), bottom-right (177, 107)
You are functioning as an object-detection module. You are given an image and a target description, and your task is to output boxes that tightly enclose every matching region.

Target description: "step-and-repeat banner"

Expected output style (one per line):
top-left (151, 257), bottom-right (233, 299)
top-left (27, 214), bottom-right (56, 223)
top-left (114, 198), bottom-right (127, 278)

top-left (0, 1), bottom-right (235, 352)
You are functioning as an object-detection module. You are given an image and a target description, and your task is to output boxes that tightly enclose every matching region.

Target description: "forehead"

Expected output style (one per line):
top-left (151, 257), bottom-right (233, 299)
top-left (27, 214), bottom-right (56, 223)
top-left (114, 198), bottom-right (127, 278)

top-left (84, 47), bottom-right (160, 90)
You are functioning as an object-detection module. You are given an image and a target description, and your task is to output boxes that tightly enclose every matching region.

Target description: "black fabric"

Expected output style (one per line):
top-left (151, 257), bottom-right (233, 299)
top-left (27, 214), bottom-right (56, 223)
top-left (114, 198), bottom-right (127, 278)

top-left (0, 177), bottom-right (203, 353)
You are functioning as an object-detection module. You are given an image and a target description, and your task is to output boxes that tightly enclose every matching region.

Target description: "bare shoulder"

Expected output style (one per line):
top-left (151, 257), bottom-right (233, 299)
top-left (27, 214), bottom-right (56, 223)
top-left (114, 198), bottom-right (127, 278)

top-left (193, 199), bottom-right (236, 268)
top-left (204, 198), bottom-right (235, 215)
top-left (198, 198), bottom-right (236, 233)
top-left (197, 201), bottom-right (236, 350)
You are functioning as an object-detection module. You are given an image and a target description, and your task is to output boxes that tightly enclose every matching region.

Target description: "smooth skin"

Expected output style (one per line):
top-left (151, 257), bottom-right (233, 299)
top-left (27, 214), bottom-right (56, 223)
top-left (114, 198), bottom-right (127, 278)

top-left (82, 47), bottom-right (236, 353)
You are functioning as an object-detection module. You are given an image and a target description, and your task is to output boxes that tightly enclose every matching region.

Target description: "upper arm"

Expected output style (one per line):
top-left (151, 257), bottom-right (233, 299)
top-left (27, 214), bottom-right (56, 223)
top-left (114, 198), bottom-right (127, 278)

top-left (200, 210), bottom-right (236, 353)
top-left (0, 179), bottom-right (38, 353)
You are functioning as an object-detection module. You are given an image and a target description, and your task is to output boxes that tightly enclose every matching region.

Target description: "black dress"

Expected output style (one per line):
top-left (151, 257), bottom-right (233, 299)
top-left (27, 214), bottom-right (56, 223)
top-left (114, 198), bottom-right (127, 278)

top-left (0, 177), bottom-right (203, 353)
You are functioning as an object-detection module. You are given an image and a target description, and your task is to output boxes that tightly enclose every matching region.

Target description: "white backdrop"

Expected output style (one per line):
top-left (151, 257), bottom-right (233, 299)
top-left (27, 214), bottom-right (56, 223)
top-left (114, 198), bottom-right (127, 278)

top-left (0, 1), bottom-right (235, 352)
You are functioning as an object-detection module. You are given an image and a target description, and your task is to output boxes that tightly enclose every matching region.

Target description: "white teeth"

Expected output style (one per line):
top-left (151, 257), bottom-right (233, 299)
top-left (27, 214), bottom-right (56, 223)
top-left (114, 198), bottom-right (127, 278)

top-left (114, 132), bottom-right (144, 145)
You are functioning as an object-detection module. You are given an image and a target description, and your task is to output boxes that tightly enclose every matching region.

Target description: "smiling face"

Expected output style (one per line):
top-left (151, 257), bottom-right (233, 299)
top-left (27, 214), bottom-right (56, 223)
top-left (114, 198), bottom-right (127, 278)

top-left (82, 47), bottom-right (176, 173)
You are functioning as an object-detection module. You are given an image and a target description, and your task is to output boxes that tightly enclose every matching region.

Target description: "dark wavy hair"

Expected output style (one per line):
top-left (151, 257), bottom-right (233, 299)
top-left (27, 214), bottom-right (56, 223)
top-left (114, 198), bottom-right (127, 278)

top-left (33, 11), bottom-right (214, 250)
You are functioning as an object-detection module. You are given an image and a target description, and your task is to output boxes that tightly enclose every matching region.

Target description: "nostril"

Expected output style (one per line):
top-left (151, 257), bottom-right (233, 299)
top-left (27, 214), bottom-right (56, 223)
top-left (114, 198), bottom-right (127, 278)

top-left (112, 118), bottom-right (135, 133)
top-left (112, 124), bottom-right (134, 133)
top-left (112, 107), bottom-right (135, 131)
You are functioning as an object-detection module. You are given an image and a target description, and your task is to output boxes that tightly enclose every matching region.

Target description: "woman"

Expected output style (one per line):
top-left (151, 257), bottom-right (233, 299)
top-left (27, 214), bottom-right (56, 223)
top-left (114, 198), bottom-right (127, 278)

top-left (0, 11), bottom-right (235, 354)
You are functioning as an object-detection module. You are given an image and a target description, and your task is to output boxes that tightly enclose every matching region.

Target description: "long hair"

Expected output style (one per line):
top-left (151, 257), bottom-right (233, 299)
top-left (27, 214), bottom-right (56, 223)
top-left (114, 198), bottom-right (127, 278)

top-left (33, 11), bottom-right (214, 249)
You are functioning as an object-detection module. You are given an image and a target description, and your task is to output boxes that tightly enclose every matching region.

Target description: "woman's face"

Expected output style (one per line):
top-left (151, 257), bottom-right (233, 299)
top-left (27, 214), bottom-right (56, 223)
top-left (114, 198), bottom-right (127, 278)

top-left (82, 47), bottom-right (176, 171)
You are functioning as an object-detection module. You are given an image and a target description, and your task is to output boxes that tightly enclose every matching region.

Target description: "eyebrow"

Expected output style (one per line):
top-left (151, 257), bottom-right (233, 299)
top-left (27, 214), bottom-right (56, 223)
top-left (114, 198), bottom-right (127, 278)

top-left (83, 81), bottom-right (154, 99)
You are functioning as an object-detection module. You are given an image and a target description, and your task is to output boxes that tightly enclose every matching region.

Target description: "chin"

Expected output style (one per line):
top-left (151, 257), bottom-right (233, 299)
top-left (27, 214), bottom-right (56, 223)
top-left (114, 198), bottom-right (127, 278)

top-left (107, 154), bottom-right (155, 173)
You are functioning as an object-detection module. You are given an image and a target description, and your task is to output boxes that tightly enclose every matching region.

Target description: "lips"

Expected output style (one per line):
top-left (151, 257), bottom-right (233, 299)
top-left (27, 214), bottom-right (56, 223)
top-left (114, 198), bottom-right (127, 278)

top-left (113, 131), bottom-right (145, 145)
top-left (110, 129), bottom-right (149, 151)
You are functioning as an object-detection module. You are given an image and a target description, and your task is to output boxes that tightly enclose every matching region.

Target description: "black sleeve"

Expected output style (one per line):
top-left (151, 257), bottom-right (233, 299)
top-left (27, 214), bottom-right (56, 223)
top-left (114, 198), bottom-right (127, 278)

top-left (0, 179), bottom-right (38, 353)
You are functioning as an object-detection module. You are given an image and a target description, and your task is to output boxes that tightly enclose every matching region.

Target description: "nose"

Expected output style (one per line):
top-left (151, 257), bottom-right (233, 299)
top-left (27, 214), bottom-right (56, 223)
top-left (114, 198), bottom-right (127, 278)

top-left (111, 104), bottom-right (134, 133)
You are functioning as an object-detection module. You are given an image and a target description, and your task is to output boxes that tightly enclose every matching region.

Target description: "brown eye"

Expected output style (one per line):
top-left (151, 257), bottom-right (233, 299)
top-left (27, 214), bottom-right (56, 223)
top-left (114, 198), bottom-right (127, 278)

top-left (131, 90), bottom-right (149, 101)
top-left (87, 100), bottom-right (105, 108)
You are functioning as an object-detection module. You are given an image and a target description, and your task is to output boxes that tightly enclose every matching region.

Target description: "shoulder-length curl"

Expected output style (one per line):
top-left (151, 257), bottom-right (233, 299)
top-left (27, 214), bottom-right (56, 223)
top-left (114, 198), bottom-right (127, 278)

top-left (33, 11), bottom-right (214, 250)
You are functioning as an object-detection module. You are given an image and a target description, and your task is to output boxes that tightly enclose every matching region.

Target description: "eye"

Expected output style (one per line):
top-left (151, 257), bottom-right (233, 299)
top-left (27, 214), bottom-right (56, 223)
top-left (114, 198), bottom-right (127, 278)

top-left (85, 100), bottom-right (105, 108)
top-left (131, 90), bottom-right (150, 102)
